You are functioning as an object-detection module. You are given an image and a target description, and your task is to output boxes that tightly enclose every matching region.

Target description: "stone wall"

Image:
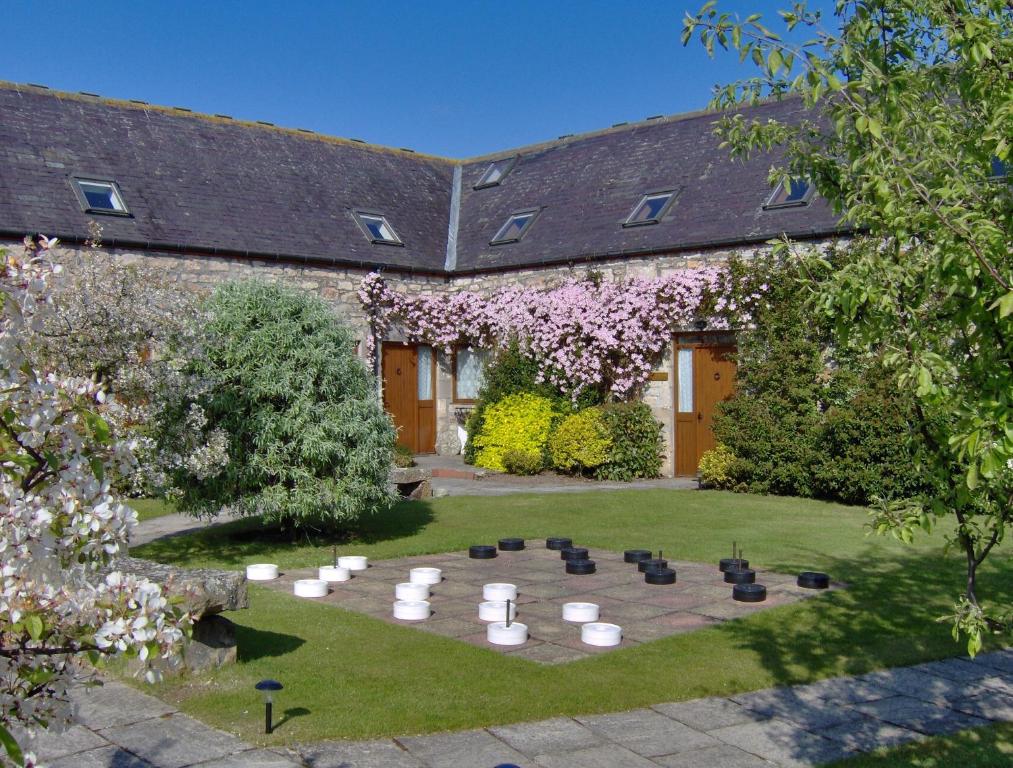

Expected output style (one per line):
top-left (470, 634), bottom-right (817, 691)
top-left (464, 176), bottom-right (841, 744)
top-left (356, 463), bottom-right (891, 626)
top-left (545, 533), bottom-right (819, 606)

top-left (17, 238), bottom-right (780, 477)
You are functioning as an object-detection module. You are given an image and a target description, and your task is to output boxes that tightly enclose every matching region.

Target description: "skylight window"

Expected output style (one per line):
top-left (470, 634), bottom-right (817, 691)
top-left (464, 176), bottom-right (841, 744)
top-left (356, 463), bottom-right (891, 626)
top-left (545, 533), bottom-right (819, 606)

top-left (763, 178), bottom-right (815, 209)
top-left (71, 178), bottom-right (129, 215)
top-left (490, 209), bottom-right (539, 245)
top-left (474, 157), bottom-right (518, 189)
top-left (624, 190), bottom-right (676, 227)
top-left (353, 212), bottom-right (403, 245)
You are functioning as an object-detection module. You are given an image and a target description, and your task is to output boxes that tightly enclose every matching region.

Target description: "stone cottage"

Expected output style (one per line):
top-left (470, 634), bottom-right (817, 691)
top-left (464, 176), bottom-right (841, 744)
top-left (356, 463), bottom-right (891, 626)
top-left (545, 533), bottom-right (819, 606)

top-left (0, 81), bottom-right (846, 475)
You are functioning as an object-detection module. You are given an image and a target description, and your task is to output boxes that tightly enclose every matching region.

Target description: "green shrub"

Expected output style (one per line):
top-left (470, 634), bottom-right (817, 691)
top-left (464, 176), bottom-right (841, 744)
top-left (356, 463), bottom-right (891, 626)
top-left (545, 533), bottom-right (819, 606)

top-left (159, 280), bottom-right (396, 527)
top-left (472, 393), bottom-right (557, 472)
top-left (595, 402), bottom-right (663, 481)
top-left (812, 376), bottom-right (925, 505)
top-left (549, 408), bottom-right (612, 473)
top-left (463, 339), bottom-right (602, 465)
top-left (714, 252), bottom-right (925, 504)
top-left (393, 444), bottom-right (416, 468)
top-left (698, 444), bottom-right (738, 489)
top-left (463, 340), bottom-right (555, 465)
top-left (502, 448), bottom-right (544, 475)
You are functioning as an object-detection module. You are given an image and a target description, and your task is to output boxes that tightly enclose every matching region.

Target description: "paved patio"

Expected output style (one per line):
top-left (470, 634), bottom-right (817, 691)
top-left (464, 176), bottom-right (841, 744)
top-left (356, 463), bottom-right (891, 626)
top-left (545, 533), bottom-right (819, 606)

top-left (25, 650), bottom-right (1013, 767)
top-left (258, 541), bottom-right (839, 663)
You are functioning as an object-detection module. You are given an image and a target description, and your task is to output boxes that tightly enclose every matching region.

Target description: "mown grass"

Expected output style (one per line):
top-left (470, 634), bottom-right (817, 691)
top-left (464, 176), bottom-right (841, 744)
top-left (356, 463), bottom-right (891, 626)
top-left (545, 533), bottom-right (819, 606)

top-left (130, 490), bottom-right (1012, 746)
top-left (129, 497), bottom-right (177, 522)
top-left (826, 722), bottom-right (1012, 767)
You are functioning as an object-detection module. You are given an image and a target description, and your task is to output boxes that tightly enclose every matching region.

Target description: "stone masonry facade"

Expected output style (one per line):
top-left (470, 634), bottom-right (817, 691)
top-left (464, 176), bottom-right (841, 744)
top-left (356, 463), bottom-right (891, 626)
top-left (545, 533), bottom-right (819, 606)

top-left (28, 238), bottom-right (781, 477)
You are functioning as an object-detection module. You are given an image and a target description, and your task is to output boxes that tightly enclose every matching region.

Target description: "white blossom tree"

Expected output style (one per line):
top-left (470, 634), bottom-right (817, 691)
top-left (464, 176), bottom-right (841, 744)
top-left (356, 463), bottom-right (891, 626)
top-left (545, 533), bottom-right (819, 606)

top-left (0, 238), bottom-right (191, 768)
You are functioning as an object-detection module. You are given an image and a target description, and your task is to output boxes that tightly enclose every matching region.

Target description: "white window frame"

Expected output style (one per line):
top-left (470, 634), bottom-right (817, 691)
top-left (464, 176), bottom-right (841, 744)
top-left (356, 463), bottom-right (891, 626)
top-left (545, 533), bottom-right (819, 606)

top-left (490, 208), bottom-right (540, 245)
top-left (71, 177), bottom-right (130, 216)
top-left (353, 211), bottom-right (403, 246)
top-left (623, 190), bottom-right (676, 227)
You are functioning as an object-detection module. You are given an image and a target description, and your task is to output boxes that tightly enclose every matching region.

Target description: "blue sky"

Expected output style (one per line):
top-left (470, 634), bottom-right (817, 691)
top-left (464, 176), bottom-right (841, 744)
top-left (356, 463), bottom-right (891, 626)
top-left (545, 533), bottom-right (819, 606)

top-left (3, 1), bottom-right (833, 157)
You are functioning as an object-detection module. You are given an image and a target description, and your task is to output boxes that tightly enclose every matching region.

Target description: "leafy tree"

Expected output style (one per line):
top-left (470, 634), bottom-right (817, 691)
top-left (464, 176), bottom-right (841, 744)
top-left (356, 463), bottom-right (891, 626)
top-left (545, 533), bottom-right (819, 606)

top-left (685, 0), bottom-right (1012, 652)
top-left (30, 229), bottom-right (216, 497)
top-left (160, 281), bottom-right (396, 527)
top-left (1, 238), bottom-right (188, 768)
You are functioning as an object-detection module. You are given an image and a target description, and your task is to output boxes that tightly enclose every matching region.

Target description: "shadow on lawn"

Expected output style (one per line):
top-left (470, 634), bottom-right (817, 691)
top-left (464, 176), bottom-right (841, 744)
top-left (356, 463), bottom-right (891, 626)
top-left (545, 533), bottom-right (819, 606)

top-left (235, 625), bottom-right (305, 662)
top-left (719, 544), bottom-right (1013, 687)
top-left (133, 500), bottom-right (435, 566)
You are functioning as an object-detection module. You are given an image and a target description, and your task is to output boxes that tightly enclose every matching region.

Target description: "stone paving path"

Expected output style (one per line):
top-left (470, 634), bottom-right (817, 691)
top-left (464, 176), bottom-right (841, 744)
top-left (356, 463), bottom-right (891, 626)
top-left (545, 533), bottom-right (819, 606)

top-left (26, 650), bottom-right (1012, 767)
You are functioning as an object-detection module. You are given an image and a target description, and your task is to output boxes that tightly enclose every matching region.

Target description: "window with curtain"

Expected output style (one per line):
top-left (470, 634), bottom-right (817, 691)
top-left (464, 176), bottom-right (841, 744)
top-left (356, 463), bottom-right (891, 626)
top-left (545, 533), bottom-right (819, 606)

top-left (417, 345), bottom-right (433, 400)
top-left (455, 348), bottom-right (488, 401)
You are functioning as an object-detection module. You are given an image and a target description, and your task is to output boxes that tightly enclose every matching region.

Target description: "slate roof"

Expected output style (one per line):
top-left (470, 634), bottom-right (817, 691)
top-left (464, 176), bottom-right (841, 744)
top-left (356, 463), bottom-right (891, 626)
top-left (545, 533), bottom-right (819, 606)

top-left (0, 84), bottom-right (454, 272)
top-left (0, 82), bottom-right (846, 276)
top-left (455, 98), bottom-right (844, 272)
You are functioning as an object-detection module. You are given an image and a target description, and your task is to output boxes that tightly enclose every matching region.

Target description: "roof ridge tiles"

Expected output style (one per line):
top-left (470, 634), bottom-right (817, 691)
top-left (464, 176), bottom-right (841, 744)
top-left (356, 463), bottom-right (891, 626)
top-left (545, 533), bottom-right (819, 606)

top-left (0, 80), bottom-right (455, 163)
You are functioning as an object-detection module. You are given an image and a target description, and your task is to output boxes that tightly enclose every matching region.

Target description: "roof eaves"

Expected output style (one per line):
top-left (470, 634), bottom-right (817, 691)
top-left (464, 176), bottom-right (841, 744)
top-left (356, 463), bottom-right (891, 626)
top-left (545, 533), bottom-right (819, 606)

top-left (0, 229), bottom-right (452, 279)
top-left (456, 224), bottom-right (851, 276)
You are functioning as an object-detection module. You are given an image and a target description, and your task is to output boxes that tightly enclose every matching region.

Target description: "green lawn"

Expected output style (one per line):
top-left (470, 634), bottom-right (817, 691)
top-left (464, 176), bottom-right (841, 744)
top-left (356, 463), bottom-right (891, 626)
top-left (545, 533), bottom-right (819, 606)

top-left (827, 723), bottom-right (1012, 767)
top-left (130, 490), bottom-right (1012, 747)
top-left (129, 497), bottom-right (177, 522)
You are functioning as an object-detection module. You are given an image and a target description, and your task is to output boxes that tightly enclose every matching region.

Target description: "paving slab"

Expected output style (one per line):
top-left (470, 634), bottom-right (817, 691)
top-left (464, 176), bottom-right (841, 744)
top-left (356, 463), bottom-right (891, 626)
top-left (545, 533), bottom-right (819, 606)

top-left (190, 749), bottom-right (305, 768)
top-left (788, 676), bottom-right (896, 706)
top-left (653, 743), bottom-right (776, 767)
top-left (297, 739), bottom-right (423, 768)
top-left (856, 666), bottom-right (988, 705)
top-left (731, 688), bottom-right (866, 730)
top-left (851, 695), bottom-right (991, 736)
top-left (947, 693), bottom-right (1013, 722)
top-left (532, 743), bottom-right (660, 767)
top-left (100, 713), bottom-right (250, 768)
top-left (710, 718), bottom-right (856, 768)
top-left (71, 680), bottom-right (177, 730)
top-left (20, 724), bottom-right (109, 761)
top-left (975, 648), bottom-right (1013, 674)
top-left (815, 714), bottom-right (925, 751)
top-left (397, 728), bottom-right (532, 768)
top-left (575, 708), bottom-right (718, 757)
top-left (489, 717), bottom-right (604, 756)
top-left (47, 745), bottom-right (156, 768)
top-left (652, 697), bottom-right (770, 732)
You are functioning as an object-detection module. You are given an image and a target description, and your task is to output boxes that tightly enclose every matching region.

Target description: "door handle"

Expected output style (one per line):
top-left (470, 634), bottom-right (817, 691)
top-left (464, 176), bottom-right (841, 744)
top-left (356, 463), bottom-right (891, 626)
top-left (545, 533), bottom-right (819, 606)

top-left (697, 413), bottom-right (703, 421)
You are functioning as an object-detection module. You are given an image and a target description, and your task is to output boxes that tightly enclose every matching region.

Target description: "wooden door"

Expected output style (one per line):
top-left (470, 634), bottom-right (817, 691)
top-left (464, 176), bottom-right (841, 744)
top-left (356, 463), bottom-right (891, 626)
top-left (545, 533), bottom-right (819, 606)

top-left (674, 340), bottom-right (736, 475)
top-left (381, 343), bottom-right (436, 454)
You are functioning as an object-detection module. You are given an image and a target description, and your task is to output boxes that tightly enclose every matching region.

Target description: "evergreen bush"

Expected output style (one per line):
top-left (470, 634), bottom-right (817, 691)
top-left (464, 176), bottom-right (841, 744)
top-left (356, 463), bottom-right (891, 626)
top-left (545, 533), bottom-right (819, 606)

top-left (549, 408), bottom-right (612, 474)
top-left (471, 392), bottom-right (557, 472)
top-left (698, 443), bottom-right (738, 489)
top-left (595, 402), bottom-right (663, 481)
top-left (159, 280), bottom-right (397, 527)
top-left (714, 253), bottom-right (924, 504)
top-left (463, 340), bottom-right (564, 464)
top-left (502, 448), bottom-right (544, 476)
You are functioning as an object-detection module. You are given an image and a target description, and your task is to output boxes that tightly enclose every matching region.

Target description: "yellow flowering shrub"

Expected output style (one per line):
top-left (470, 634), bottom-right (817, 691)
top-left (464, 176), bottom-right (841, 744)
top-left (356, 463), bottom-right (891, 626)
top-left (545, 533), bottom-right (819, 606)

top-left (472, 393), bottom-right (557, 472)
top-left (549, 408), bottom-right (612, 473)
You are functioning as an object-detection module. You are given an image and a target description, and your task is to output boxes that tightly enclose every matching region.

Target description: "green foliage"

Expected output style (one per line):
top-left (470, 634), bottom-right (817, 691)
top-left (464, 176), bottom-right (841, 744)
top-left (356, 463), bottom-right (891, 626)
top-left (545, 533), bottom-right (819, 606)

top-left (685, 0), bottom-right (1013, 651)
top-left (502, 448), bottom-right (544, 476)
top-left (392, 444), bottom-right (416, 469)
top-left (160, 280), bottom-right (396, 527)
top-left (698, 444), bottom-right (738, 490)
top-left (472, 393), bottom-right (557, 473)
top-left (594, 402), bottom-right (663, 481)
top-left (549, 408), bottom-right (612, 474)
top-left (813, 377), bottom-right (925, 505)
top-left (715, 254), bottom-right (924, 504)
top-left (463, 340), bottom-right (557, 465)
